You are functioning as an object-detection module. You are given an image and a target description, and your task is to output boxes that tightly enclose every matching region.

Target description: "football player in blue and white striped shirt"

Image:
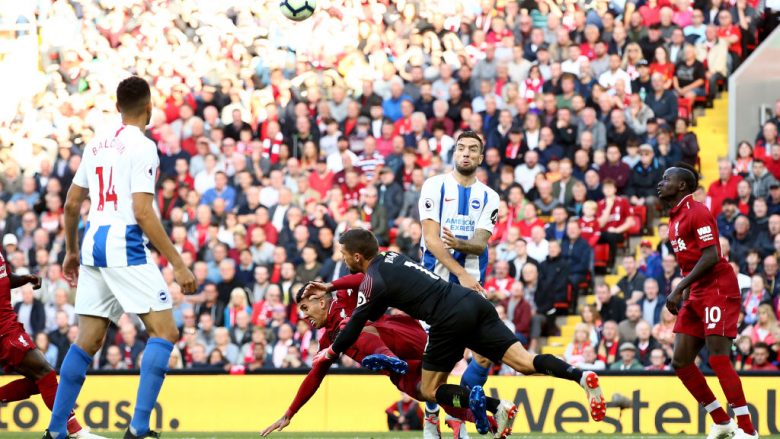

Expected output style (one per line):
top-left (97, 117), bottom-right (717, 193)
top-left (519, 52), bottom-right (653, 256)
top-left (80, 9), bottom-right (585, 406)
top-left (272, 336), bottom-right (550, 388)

top-left (46, 77), bottom-right (196, 439)
top-left (417, 130), bottom-right (500, 439)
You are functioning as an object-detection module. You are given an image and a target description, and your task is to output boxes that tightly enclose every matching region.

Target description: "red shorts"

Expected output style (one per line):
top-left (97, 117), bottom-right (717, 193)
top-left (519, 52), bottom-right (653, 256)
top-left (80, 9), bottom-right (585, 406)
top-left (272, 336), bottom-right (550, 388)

top-left (0, 323), bottom-right (36, 372)
top-left (372, 314), bottom-right (427, 361)
top-left (674, 291), bottom-right (741, 339)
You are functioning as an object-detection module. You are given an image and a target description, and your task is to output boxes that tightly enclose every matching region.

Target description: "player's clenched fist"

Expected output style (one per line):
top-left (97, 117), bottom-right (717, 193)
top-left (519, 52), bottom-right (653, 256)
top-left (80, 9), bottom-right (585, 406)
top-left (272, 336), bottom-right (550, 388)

top-left (174, 264), bottom-right (197, 294)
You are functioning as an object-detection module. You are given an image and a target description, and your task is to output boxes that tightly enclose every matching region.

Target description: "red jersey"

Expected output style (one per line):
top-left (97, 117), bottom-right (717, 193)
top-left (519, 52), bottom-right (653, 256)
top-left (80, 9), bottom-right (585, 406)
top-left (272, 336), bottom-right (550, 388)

top-left (707, 175), bottom-right (742, 217)
top-left (517, 218), bottom-right (545, 239)
top-left (578, 217), bottom-right (602, 247)
top-left (0, 253), bottom-right (14, 330)
top-left (597, 197), bottom-right (631, 230)
top-left (669, 194), bottom-right (736, 295)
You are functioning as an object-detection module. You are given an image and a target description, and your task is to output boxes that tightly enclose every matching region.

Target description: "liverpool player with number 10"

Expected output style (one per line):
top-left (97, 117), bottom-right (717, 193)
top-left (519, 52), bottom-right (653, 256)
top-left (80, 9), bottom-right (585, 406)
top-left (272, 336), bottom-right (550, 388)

top-left (657, 166), bottom-right (758, 439)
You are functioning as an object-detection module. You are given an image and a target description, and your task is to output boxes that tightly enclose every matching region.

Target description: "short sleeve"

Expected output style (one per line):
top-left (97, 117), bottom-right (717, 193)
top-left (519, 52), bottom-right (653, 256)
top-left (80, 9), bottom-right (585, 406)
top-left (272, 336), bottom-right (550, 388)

top-left (418, 176), bottom-right (442, 223)
top-left (476, 189), bottom-right (500, 234)
top-left (691, 205), bottom-right (718, 248)
top-left (71, 156), bottom-right (88, 188)
top-left (130, 142), bottom-right (159, 194)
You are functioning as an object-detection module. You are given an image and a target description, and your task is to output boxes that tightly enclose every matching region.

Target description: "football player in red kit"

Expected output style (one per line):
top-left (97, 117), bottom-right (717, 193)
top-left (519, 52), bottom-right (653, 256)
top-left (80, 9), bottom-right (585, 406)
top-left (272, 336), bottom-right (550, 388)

top-left (0, 253), bottom-right (101, 438)
top-left (261, 273), bottom-right (502, 437)
top-left (658, 166), bottom-right (758, 439)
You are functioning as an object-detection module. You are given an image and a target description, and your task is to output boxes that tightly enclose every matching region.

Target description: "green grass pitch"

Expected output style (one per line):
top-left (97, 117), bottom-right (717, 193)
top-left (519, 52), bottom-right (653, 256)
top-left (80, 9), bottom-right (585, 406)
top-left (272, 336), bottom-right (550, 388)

top-left (3, 434), bottom-right (780, 438)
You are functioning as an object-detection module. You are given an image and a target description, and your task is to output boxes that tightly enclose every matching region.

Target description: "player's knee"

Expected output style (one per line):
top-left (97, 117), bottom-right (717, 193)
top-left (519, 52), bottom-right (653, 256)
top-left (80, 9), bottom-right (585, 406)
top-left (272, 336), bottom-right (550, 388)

top-left (74, 338), bottom-right (103, 357)
top-left (150, 326), bottom-right (180, 344)
top-left (473, 354), bottom-right (491, 368)
top-left (671, 357), bottom-right (691, 370)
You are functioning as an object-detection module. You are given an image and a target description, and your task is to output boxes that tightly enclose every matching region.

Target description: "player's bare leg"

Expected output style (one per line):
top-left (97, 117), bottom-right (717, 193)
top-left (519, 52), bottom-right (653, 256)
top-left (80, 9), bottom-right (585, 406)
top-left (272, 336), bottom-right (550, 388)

top-left (46, 315), bottom-right (110, 439)
top-left (706, 335), bottom-right (757, 439)
top-left (670, 333), bottom-right (737, 439)
top-left (122, 309), bottom-right (179, 439)
top-left (500, 341), bottom-right (606, 424)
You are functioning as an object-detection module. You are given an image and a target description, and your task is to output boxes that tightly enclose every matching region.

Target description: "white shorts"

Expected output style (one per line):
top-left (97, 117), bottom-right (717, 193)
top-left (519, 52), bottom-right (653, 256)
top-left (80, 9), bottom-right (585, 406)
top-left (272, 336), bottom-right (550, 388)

top-left (75, 264), bottom-right (171, 323)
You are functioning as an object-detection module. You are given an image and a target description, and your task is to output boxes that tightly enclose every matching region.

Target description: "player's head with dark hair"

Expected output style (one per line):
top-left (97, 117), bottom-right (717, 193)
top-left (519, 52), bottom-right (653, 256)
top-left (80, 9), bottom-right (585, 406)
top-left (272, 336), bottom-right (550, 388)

top-left (657, 162), bottom-right (699, 203)
top-left (453, 130), bottom-right (485, 177)
top-left (338, 228), bottom-right (379, 274)
top-left (295, 283), bottom-right (331, 329)
top-left (116, 76), bottom-right (152, 124)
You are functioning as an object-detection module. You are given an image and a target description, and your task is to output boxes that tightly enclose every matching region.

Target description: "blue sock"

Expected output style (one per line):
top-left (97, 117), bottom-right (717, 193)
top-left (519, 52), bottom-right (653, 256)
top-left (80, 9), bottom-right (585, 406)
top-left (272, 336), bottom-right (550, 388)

top-left (48, 345), bottom-right (91, 438)
top-left (425, 401), bottom-right (440, 412)
top-left (130, 338), bottom-right (173, 436)
top-left (461, 360), bottom-right (490, 390)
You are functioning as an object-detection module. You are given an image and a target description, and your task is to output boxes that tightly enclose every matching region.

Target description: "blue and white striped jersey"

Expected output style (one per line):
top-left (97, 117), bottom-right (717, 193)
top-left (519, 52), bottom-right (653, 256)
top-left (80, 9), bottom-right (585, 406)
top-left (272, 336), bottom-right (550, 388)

top-left (418, 172), bottom-right (500, 284)
top-left (72, 124), bottom-right (158, 267)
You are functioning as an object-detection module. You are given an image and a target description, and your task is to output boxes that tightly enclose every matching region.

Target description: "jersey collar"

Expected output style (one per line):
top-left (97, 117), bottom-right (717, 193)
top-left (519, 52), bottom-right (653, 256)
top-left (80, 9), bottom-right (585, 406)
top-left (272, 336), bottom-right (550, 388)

top-left (670, 193), bottom-right (694, 216)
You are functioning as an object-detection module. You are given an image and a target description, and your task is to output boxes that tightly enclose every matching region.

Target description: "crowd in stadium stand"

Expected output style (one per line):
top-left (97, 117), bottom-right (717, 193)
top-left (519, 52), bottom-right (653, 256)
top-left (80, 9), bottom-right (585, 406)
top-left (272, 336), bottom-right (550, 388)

top-left (0, 0), bottom-right (779, 376)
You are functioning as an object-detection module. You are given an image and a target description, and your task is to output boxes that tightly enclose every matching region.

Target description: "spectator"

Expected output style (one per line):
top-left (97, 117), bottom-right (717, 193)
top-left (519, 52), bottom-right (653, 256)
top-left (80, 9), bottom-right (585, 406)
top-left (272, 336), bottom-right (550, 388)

top-left (634, 321), bottom-right (661, 366)
top-left (627, 144), bottom-right (663, 229)
top-left (618, 304), bottom-right (644, 342)
top-left (595, 283), bottom-right (628, 323)
top-left (118, 323), bottom-right (145, 369)
top-left (103, 345), bottom-right (128, 371)
top-left (562, 220), bottom-right (593, 290)
top-left (638, 278), bottom-right (666, 325)
top-left (597, 320), bottom-right (623, 366)
top-left (597, 180), bottom-right (635, 267)
top-left (564, 323), bottom-right (593, 367)
top-left (386, 392), bottom-right (423, 431)
top-left (502, 281), bottom-right (532, 345)
top-left (609, 343), bottom-right (644, 370)
top-left (213, 327), bottom-right (241, 365)
top-left (618, 256), bottom-right (649, 303)
top-left (746, 159), bottom-right (778, 199)
top-left (708, 159), bottom-right (742, 217)
top-left (645, 73), bottom-right (679, 125)
top-left (224, 288), bottom-right (252, 329)
top-left (748, 342), bottom-right (778, 371)
top-left (34, 332), bottom-right (58, 368)
top-left (645, 348), bottom-right (671, 371)
top-left (743, 304), bottom-right (779, 345)
top-left (579, 346), bottom-right (607, 371)
top-left (14, 284), bottom-right (46, 336)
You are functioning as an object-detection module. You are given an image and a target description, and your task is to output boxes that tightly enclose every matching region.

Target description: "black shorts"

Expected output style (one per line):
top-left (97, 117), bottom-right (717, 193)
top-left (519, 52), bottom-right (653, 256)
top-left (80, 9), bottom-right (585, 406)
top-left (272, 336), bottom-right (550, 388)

top-left (422, 293), bottom-right (519, 372)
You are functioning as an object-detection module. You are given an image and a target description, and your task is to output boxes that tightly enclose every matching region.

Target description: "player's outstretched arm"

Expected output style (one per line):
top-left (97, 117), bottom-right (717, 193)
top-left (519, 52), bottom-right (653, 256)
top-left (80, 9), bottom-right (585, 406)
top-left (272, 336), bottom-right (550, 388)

top-left (421, 220), bottom-right (485, 293)
top-left (132, 192), bottom-right (196, 294)
top-left (260, 359), bottom-right (332, 436)
top-left (62, 183), bottom-right (89, 286)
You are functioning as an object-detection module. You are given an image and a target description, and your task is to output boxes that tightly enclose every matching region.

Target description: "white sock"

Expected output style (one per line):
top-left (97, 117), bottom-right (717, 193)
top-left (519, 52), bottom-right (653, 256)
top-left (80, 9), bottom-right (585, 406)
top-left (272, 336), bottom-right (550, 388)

top-left (733, 405), bottom-right (750, 416)
top-left (704, 400), bottom-right (723, 413)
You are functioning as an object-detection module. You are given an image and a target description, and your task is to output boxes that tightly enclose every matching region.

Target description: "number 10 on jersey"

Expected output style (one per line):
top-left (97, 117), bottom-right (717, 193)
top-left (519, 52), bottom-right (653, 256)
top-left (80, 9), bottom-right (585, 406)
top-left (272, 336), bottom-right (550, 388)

top-left (96, 166), bottom-right (117, 211)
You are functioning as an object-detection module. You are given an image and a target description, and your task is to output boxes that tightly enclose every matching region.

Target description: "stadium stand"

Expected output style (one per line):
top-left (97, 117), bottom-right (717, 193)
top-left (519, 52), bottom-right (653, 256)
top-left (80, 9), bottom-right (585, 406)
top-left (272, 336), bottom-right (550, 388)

top-left (0, 0), bottom-right (779, 382)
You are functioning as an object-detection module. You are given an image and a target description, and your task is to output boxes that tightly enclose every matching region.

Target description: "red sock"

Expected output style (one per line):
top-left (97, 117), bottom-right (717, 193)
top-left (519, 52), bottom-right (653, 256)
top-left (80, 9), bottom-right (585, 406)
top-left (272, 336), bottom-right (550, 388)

top-left (710, 355), bottom-right (755, 435)
top-left (0, 378), bottom-right (38, 402)
top-left (36, 371), bottom-right (82, 434)
top-left (675, 364), bottom-right (731, 424)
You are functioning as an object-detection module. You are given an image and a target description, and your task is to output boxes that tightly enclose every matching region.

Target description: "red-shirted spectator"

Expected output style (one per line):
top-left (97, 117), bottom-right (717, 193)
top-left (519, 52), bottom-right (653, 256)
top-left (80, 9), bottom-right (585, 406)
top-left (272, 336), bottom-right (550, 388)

top-left (517, 203), bottom-right (545, 239)
top-left (717, 10), bottom-right (742, 59)
top-left (485, 260), bottom-right (515, 302)
top-left (597, 179), bottom-right (635, 267)
top-left (707, 159), bottom-right (743, 217)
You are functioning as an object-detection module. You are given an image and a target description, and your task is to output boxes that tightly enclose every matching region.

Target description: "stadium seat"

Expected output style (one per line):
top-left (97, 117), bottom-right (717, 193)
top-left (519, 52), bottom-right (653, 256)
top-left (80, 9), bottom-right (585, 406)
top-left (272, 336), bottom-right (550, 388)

top-left (678, 97), bottom-right (694, 124)
top-left (594, 244), bottom-right (611, 269)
